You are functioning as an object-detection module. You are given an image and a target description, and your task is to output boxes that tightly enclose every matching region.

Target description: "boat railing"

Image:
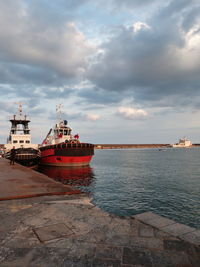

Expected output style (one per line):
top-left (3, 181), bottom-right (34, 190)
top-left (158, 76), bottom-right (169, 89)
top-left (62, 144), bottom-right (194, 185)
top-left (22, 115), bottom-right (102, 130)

top-left (40, 142), bottom-right (94, 151)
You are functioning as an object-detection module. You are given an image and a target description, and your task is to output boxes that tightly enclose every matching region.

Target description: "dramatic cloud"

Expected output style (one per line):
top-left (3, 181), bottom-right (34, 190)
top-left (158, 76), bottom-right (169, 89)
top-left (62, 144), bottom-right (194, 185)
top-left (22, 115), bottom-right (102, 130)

top-left (0, 0), bottom-right (96, 86)
top-left (118, 107), bottom-right (148, 119)
top-left (88, 0), bottom-right (200, 108)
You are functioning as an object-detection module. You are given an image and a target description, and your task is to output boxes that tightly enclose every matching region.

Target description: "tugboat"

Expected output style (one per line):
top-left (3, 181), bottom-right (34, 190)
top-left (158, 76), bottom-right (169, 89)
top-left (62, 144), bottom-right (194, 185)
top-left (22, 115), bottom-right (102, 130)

top-left (171, 137), bottom-right (192, 148)
top-left (4, 103), bottom-right (40, 166)
top-left (39, 105), bottom-right (94, 166)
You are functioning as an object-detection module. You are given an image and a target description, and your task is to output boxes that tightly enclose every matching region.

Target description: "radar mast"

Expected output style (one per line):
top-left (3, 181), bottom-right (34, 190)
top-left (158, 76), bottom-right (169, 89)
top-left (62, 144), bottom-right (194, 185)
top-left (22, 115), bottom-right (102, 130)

top-left (15, 101), bottom-right (25, 117)
top-left (56, 103), bottom-right (63, 123)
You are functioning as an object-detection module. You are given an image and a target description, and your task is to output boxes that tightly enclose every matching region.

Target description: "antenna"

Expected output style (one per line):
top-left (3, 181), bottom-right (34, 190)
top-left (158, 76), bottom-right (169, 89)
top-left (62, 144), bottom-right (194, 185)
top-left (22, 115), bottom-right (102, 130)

top-left (15, 102), bottom-right (25, 117)
top-left (56, 103), bottom-right (63, 122)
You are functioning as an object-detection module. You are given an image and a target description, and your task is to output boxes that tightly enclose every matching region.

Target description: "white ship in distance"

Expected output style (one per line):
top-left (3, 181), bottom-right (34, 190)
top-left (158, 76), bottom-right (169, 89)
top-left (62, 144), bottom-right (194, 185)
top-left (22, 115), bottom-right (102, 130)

top-left (171, 137), bottom-right (192, 148)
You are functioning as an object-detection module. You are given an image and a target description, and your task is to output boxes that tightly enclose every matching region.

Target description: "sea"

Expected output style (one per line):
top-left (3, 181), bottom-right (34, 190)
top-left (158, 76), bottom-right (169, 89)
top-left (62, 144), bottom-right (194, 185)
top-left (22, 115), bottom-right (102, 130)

top-left (38, 148), bottom-right (200, 229)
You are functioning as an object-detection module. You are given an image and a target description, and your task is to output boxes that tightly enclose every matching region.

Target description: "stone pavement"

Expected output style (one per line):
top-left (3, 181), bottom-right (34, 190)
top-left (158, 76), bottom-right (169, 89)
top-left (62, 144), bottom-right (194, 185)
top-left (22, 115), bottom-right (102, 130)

top-left (0, 194), bottom-right (199, 267)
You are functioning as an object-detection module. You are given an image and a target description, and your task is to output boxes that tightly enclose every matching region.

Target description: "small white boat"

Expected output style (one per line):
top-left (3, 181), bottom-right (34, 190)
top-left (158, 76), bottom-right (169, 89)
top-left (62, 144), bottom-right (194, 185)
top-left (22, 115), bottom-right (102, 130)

top-left (171, 137), bottom-right (192, 148)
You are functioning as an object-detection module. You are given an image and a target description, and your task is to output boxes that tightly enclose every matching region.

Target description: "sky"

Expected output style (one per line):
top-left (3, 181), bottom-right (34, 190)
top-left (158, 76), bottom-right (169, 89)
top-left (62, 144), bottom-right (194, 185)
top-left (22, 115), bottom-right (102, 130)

top-left (0, 0), bottom-right (200, 144)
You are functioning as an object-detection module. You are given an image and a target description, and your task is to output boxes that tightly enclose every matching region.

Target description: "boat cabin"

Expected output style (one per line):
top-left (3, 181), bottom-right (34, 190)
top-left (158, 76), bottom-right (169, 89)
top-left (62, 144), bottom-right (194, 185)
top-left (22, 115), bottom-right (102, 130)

top-left (5, 113), bottom-right (38, 151)
top-left (43, 120), bottom-right (74, 145)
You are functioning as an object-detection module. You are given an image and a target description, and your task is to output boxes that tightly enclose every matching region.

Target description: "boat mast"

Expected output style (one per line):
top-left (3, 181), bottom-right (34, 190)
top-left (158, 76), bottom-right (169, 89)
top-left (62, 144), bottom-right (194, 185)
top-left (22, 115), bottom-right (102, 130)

top-left (15, 101), bottom-right (24, 117)
top-left (10, 102), bottom-right (30, 134)
top-left (56, 103), bottom-right (63, 123)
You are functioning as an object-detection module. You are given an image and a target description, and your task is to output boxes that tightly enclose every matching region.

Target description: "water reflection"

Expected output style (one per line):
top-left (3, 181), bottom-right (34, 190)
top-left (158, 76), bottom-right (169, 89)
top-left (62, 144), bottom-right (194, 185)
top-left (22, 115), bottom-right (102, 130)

top-left (38, 165), bottom-right (94, 187)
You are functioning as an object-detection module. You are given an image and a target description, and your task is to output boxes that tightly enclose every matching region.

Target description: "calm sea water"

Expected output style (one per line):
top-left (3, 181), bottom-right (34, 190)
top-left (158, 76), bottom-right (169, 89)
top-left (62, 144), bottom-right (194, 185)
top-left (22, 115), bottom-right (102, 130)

top-left (39, 148), bottom-right (200, 228)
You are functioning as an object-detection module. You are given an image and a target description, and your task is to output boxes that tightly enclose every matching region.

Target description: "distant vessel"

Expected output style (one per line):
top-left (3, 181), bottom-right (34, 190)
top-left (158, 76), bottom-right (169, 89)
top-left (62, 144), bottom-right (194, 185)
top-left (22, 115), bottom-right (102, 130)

top-left (39, 105), bottom-right (94, 166)
top-left (171, 137), bottom-right (192, 148)
top-left (4, 103), bottom-right (40, 166)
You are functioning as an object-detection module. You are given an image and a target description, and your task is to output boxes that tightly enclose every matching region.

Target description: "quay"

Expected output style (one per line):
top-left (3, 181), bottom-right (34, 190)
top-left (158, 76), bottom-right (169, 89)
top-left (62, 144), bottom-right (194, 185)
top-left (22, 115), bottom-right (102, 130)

top-left (0, 158), bottom-right (81, 201)
top-left (0, 158), bottom-right (199, 266)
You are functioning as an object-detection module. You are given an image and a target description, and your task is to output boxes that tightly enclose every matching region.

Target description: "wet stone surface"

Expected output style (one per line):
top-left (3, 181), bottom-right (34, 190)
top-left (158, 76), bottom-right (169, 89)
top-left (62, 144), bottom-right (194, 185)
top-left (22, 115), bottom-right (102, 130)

top-left (0, 194), bottom-right (199, 267)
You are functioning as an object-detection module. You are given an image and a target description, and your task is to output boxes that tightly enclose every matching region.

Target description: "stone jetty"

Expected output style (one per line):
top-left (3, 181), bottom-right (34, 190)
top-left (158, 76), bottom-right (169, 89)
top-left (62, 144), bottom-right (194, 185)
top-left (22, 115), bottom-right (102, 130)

top-left (0, 158), bottom-right (199, 266)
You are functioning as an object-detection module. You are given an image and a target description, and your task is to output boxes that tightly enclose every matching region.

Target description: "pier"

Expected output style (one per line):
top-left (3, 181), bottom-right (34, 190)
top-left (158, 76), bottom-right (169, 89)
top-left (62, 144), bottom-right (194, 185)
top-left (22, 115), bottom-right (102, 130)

top-left (0, 158), bottom-right (199, 266)
top-left (0, 158), bottom-right (80, 201)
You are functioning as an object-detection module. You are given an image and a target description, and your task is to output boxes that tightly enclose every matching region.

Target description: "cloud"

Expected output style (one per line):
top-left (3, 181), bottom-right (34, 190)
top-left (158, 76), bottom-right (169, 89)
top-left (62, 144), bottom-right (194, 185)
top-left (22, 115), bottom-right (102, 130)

top-left (87, 0), bottom-right (200, 108)
top-left (76, 85), bottom-right (125, 105)
top-left (86, 113), bottom-right (100, 121)
top-left (48, 109), bottom-right (101, 123)
top-left (0, 101), bottom-right (16, 114)
top-left (110, 0), bottom-right (161, 8)
top-left (118, 107), bottom-right (148, 119)
top-left (0, 0), bottom-right (200, 113)
top-left (0, 0), bottom-right (96, 86)
top-left (133, 22), bottom-right (151, 33)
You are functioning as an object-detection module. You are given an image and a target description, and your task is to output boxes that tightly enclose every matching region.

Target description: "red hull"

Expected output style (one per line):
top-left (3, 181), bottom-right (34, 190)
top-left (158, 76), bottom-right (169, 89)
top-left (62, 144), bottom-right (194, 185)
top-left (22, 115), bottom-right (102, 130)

top-left (40, 155), bottom-right (93, 166)
top-left (39, 143), bottom-right (94, 166)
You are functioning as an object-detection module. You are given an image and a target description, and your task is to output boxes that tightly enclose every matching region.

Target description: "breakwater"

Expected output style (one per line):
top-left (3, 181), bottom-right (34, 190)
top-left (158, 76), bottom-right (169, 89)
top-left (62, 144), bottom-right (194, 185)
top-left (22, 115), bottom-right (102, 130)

top-left (95, 144), bottom-right (170, 149)
top-left (95, 144), bottom-right (200, 149)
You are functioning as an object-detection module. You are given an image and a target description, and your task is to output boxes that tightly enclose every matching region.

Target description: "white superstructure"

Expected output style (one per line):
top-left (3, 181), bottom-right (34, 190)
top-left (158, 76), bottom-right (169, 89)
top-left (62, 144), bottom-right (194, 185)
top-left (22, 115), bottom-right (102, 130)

top-left (42, 104), bottom-right (79, 146)
top-left (171, 137), bottom-right (192, 148)
top-left (42, 120), bottom-right (73, 145)
top-left (4, 104), bottom-right (38, 151)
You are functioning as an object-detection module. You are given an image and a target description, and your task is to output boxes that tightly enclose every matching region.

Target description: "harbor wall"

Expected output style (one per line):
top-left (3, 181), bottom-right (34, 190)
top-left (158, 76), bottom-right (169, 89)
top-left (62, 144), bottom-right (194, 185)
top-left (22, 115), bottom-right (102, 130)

top-left (94, 144), bottom-right (200, 149)
top-left (95, 144), bottom-right (169, 149)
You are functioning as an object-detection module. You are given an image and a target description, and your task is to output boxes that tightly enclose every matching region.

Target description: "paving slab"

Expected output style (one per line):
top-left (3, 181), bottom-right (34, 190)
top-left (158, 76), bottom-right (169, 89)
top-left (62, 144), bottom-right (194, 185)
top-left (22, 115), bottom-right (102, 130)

top-left (161, 222), bottom-right (196, 236)
top-left (134, 211), bottom-right (161, 222)
top-left (133, 212), bottom-right (199, 247)
top-left (139, 222), bottom-right (155, 237)
top-left (123, 247), bottom-right (153, 266)
top-left (130, 237), bottom-right (163, 250)
top-left (179, 230), bottom-right (200, 246)
top-left (33, 223), bottom-right (74, 242)
top-left (134, 212), bottom-right (175, 228)
top-left (0, 158), bottom-right (81, 200)
top-left (95, 245), bottom-right (123, 260)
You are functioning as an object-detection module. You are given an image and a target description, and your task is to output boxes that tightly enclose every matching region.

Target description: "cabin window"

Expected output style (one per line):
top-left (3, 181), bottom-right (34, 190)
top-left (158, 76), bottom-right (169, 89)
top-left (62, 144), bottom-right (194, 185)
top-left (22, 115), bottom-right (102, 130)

top-left (64, 130), bottom-right (68, 135)
top-left (19, 140), bottom-right (24, 143)
top-left (13, 140), bottom-right (18, 143)
top-left (26, 140), bottom-right (30, 143)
